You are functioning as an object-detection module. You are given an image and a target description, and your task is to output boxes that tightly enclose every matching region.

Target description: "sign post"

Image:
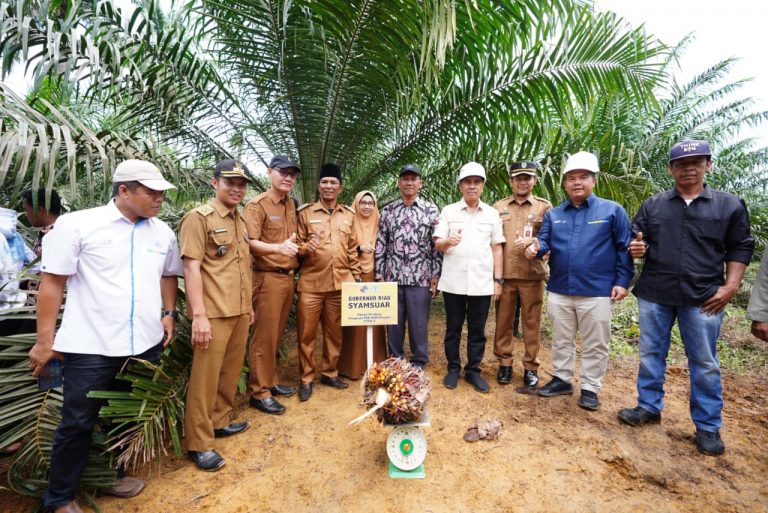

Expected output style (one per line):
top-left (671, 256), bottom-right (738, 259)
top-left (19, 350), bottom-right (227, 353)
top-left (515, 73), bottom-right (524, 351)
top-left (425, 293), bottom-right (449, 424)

top-left (342, 282), bottom-right (430, 479)
top-left (341, 281), bottom-right (398, 366)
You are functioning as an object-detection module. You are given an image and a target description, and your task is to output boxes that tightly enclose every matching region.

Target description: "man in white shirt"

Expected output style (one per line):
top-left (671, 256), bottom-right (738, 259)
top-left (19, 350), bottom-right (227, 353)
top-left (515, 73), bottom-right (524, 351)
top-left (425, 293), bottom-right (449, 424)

top-left (28, 160), bottom-right (182, 513)
top-left (434, 162), bottom-right (504, 393)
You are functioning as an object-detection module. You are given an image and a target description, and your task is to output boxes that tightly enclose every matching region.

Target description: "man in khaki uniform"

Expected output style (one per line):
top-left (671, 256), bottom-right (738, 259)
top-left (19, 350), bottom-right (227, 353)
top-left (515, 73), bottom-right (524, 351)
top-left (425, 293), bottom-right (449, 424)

top-left (244, 155), bottom-right (301, 415)
top-left (295, 163), bottom-right (361, 401)
top-left (180, 160), bottom-right (253, 472)
top-left (493, 161), bottom-right (552, 389)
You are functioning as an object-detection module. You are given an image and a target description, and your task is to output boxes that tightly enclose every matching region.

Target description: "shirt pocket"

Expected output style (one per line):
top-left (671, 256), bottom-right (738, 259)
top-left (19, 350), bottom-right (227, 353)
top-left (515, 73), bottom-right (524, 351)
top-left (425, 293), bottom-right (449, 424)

top-left (262, 219), bottom-right (283, 242)
top-left (336, 222), bottom-right (352, 244)
top-left (210, 229), bottom-right (234, 257)
top-left (308, 219), bottom-right (329, 244)
top-left (476, 222), bottom-right (494, 243)
top-left (689, 218), bottom-right (725, 245)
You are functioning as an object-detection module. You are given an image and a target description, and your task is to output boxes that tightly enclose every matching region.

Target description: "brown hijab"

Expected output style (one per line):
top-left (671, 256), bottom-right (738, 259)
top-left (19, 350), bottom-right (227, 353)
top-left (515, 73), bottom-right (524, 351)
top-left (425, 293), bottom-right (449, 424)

top-left (351, 190), bottom-right (380, 274)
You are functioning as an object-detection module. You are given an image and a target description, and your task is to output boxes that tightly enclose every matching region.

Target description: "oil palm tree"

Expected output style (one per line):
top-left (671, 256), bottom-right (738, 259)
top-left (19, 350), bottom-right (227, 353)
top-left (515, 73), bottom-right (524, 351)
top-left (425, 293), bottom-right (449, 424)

top-left (0, 0), bottom-right (670, 501)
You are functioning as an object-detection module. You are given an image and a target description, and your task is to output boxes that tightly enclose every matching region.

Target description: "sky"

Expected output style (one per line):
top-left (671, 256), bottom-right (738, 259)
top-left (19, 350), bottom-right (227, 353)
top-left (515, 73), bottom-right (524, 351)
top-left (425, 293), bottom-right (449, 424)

top-left (595, 0), bottom-right (768, 144)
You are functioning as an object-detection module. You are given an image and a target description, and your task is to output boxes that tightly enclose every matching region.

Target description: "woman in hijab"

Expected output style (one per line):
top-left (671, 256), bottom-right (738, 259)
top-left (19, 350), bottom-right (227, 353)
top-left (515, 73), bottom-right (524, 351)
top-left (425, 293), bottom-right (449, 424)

top-left (339, 191), bottom-right (388, 379)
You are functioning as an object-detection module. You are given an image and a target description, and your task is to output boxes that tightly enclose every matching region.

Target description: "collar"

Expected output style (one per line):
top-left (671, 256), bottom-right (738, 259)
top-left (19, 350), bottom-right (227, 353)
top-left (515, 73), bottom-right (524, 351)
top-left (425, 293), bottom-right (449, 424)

top-left (311, 202), bottom-right (342, 214)
top-left (211, 198), bottom-right (240, 218)
top-left (266, 189), bottom-right (288, 205)
top-left (105, 198), bottom-right (145, 224)
top-left (106, 198), bottom-right (156, 226)
top-left (564, 194), bottom-right (595, 210)
top-left (458, 198), bottom-right (485, 211)
top-left (507, 194), bottom-right (533, 206)
top-left (397, 196), bottom-right (422, 208)
top-left (670, 183), bottom-right (712, 200)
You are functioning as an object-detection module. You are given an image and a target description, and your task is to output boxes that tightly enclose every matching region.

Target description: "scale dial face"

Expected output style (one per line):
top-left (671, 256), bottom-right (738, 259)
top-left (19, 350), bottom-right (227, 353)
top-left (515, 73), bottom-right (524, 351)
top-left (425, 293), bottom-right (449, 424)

top-left (387, 426), bottom-right (427, 471)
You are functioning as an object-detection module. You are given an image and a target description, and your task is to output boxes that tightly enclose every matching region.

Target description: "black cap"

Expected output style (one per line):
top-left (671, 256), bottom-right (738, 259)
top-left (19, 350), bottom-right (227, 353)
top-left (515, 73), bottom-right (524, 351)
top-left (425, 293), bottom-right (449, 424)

top-left (214, 159), bottom-right (250, 179)
top-left (509, 160), bottom-right (538, 177)
top-left (269, 155), bottom-right (302, 173)
top-left (319, 163), bottom-right (342, 183)
top-left (399, 163), bottom-right (421, 176)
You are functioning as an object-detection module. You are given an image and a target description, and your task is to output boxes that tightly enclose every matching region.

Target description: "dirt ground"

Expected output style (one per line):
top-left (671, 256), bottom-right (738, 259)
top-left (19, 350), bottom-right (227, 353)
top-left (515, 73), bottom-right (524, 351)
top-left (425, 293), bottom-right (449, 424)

top-left (3, 303), bottom-right (768, 513)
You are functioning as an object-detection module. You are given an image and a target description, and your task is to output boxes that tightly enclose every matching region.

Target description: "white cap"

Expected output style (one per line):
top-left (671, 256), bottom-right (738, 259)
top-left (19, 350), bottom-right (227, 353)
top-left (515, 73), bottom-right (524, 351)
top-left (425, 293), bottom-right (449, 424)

top-left (113, 159), bottom-right (176, 191)
top-left (457, 161), bottom-right (486, 182)
top-left (563, 151), bottom-right (599, 174)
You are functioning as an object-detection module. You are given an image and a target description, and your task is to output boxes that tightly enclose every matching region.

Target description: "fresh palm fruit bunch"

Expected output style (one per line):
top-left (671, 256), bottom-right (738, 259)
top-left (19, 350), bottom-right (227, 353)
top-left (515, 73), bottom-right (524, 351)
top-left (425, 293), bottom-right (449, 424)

top-left (360, 357), bottom-right (431, 424)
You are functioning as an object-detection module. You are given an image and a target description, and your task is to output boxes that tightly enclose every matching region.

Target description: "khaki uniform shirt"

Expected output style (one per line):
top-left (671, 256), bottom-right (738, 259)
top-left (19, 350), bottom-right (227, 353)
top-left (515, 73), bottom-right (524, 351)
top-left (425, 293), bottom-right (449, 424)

top-left (243, 191), bottom-right (299, 271)
top-left (180, 198), bottom-right (252, 318)
top-left (297, 202), bottom-right (361, 293)
top-left (493, 194), bottom-right (552, 280)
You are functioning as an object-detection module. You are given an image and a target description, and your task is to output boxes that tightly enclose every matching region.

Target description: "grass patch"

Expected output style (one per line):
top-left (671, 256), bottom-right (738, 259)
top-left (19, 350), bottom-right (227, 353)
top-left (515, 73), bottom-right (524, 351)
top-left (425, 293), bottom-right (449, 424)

top-left (606, 295), bottom-right (767, 374)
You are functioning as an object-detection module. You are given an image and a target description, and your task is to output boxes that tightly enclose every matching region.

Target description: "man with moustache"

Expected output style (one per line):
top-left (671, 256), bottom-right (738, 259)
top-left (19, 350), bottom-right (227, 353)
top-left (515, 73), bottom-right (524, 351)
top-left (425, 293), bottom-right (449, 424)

top-left (434, 162), bottom-right (504, 393)
top-left (619, 140), bottom-right (754, 456)
top-left (493, 161), bottom-right (552, 388)
top-left (295, 163), bottom-right (362, 401)
top-left (180, 160), bottom-right (253, 471)
top-left (29, 160), bottom-right (181, 513)
top-left (526, 151), bottom-right (633, 411)
top-left (375, 164), bottom-right (442, 370)
top-left (244, 155), bottom-right (301, 415)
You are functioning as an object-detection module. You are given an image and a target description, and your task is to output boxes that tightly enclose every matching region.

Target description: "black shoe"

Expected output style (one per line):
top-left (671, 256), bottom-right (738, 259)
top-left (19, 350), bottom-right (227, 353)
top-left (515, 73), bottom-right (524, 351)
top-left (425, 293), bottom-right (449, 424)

top-left (443, 369), bottom-right (459, 389)
top-left (320, 375), bottom-right (349, 389)
top-left (523, 370), bottom-right (539, 388)
top-left (538, 376), bottom-right (574, 397)
top-left (213, 421), bottom-right (249, 438)
top-left (578, 390), bottom-right (599, 411)
top-left (497, 366), bottom-right (512, 385)
top-left (249, 396), bottom-right (286, 415)
top-left (617, 406), bottom-right (661, 426)
top-left (695, 428), bottom-right (725, 456)
top-left (188, 450), bottom-right (226, 472)
top-left (298, 383), bottom-right (313, 401)
top-left (465, 373), bottom-right (489, 393)
top-left (270, 385), bottom-right (296, 397)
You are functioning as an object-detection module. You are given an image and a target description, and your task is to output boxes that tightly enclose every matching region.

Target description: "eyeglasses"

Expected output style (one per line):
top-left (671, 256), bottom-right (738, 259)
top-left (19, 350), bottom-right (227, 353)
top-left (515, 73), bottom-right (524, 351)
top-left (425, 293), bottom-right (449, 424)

top-left (359, 200), bottom-right (375, 206)
top-left (275, 168), bottom-right (299, 179)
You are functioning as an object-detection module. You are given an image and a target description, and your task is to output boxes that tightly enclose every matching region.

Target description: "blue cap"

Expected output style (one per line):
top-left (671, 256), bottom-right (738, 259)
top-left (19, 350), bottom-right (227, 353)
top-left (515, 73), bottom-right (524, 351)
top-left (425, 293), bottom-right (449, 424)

top-left (669, 140), bottom-right (711, 162)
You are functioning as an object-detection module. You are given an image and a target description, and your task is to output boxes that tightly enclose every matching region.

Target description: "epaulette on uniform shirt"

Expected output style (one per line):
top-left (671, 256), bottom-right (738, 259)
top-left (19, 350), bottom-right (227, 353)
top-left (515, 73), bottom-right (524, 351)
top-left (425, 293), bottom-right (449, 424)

top-left (195, 204), bottom-right (215, 216)
top-left (296, 202), bottom-right (313, 212)
top-left (341, 204), bottom-right (355, 214)
top-left (249, 191), bottom-right (270, 205)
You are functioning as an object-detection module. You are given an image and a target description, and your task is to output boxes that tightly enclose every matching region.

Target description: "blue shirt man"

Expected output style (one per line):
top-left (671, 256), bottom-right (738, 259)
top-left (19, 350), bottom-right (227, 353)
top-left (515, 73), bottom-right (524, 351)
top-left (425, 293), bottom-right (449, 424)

top-left (527, 151), bottom-right (633, 411)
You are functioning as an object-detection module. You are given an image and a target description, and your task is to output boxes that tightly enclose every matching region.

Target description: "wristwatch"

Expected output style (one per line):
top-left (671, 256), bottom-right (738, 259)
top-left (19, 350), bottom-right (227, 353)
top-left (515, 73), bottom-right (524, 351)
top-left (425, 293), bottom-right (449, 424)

top-left (494, 277), bottom-right (504, 285)
top-left (162, 310), bottom-right (179, 320)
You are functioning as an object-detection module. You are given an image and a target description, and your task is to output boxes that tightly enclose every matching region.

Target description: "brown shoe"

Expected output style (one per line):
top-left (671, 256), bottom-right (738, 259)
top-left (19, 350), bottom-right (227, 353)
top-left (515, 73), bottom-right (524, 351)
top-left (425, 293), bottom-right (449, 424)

top-left (100, 476), bottom-right (145, 498)
top-left (54, 501), bottom-right (84, 513)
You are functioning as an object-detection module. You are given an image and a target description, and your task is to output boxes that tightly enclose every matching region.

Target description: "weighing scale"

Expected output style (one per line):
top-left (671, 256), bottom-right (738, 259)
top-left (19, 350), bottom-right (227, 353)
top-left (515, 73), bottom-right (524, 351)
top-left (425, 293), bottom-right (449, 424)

top-left (384, 409), bottom-right (430, 478)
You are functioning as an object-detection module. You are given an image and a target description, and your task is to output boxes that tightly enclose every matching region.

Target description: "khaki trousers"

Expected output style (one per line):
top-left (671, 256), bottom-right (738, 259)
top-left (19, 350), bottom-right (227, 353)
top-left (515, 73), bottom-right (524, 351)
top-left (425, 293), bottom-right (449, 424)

top-left (546, 292), bottom-right (613, 393)
top-left (184, 314), bottom-right (249, 452)
top-left (248, 271), bottom-right (294, 399)
top-left (493, 279), bottom-right (545, 369)
top-left (297, 290), bottom-right (342, 384)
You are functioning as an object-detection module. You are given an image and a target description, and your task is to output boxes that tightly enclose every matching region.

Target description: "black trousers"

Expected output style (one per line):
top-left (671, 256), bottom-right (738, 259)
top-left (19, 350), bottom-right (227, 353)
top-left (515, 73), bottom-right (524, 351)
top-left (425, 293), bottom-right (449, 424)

top-left (443, 292), bottom-right (491, 375)
top-left (43, 342), bottom-right (163, 508)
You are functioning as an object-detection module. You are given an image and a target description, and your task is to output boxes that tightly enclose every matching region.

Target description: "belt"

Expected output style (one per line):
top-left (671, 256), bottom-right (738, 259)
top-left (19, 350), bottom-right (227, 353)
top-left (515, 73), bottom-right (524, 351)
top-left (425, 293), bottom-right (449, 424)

top-left (267, 269), bottom-right (294, 275)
